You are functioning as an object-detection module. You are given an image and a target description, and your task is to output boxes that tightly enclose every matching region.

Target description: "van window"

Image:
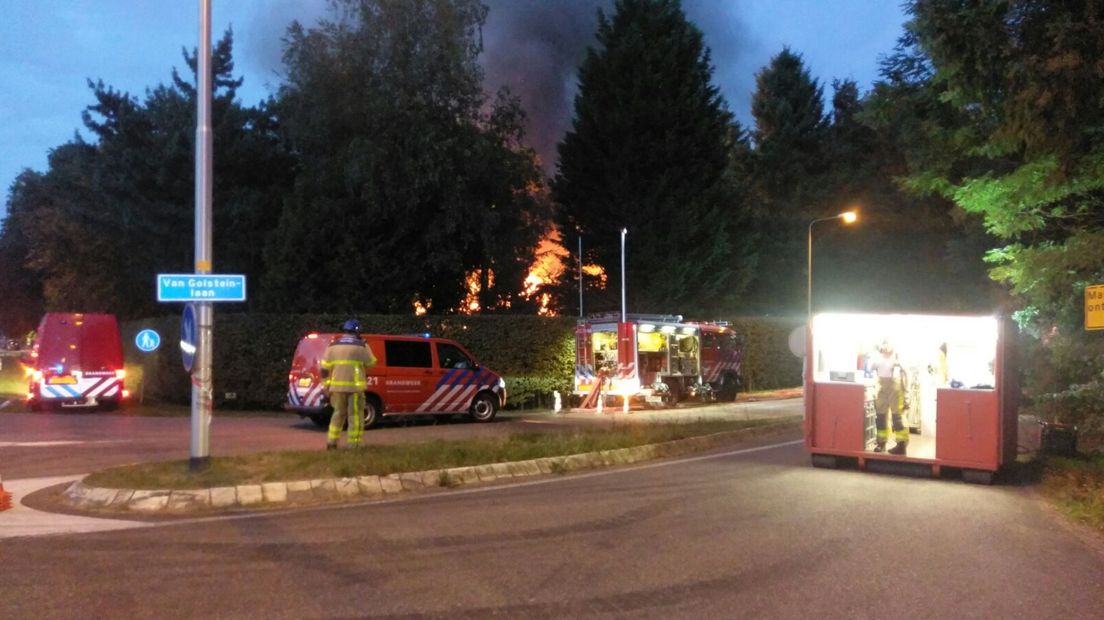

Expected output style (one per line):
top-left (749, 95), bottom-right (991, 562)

top-left (385, 340), bottom-right (432, 368)
top-left (437, 343), bottom-right (474, 370)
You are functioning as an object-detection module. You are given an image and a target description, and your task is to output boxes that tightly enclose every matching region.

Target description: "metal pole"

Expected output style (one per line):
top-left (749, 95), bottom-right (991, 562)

top-left (620, 228), bottom-right (627, 322)
top-left (191, 0), bottom-right (213, 472)
top-left (578, 235), bottom-right (583, 318)
top-left (807, 221), bottom-right (814, 321)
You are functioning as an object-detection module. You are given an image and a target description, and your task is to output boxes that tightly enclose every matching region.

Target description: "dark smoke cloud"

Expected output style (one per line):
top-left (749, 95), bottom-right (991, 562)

top-left (481, 0), bottom-right (755, 176)
top-left (236, 0), bottom-right (756, 176)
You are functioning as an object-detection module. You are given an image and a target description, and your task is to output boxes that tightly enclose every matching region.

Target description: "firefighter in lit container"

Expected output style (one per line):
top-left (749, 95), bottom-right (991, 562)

top-left (870, 340), bottom-right (909, 455)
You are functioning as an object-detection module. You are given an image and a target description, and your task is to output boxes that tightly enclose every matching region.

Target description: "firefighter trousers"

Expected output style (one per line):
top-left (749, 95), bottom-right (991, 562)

top-left (327, 391), bottom-right (364, 447)
top-left (874, 378), bottom-right (908, 445)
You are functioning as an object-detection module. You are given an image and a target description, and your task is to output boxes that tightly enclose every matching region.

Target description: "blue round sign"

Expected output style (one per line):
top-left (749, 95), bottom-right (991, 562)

top-left (181, 303), bottom-right (197, 373)
top-left (135, 329), bottom-right (161, 352)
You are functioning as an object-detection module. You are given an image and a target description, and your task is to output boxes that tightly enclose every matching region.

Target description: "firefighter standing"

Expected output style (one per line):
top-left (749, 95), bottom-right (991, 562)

top-left (321, 319), bottom-right (377, 450)
top-left (870, 340), bottom-right (909, 455)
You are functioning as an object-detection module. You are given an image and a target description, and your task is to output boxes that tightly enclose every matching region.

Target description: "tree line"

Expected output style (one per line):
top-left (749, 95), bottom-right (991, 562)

top-left (1, 0), bottom-right (1100, 428)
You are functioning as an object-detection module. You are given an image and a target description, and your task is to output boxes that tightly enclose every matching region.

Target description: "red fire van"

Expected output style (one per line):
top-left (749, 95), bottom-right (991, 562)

top-left (287, 332), bottom-right (506, 428)
top-left (26, 313), bottom-right (128, 410)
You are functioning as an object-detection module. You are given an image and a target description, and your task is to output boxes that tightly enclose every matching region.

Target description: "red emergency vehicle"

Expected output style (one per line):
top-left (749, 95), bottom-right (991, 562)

top-left (287, 332), bottom-right (506, 428)
top-left (25, 313), bottom-right (128, 410)
top-left (574, 314), bottom-right (741, 406)
top-left (805, 312), bottom-right (1019, 483)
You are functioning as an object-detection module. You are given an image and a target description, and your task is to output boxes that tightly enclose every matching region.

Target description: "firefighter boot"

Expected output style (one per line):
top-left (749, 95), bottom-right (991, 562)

top-left (874, 441), bottom-right (886, 453)
top-left (326, 443), bottom-right (337, 451)
top-left (888, 442), bottom-right (908, 456)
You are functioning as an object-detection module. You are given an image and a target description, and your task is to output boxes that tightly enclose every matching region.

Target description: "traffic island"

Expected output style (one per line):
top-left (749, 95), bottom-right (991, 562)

top-left (59, 419), bottom-right (801, 515)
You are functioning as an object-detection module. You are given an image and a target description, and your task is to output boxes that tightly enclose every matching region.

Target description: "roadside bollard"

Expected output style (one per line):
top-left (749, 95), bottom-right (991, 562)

top-left (553, 390), bottom-right (562, 414)
top-left (0, 473), bottom-right (12, 511)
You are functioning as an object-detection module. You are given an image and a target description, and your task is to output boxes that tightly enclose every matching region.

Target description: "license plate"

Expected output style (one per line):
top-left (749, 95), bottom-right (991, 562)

top-left (297, 378), bottom-right (312, 387)
top-left (48, 376), bottom-right (77, 385)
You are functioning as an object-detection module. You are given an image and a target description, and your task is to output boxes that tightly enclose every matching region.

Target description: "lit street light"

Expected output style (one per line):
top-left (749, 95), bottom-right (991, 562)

top-left (807, 210), bottom-right (859, 320)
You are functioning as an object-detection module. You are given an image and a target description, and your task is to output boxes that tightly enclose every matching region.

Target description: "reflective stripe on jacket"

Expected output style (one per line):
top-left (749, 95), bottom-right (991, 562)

top-left (321, 336), bottom-right (377, 392)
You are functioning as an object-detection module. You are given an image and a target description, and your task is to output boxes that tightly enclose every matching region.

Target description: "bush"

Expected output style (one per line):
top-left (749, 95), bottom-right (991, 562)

top-left (120, 313), bottom-right (802, 410)
top-left (723, 316), bottom-right (804, 391)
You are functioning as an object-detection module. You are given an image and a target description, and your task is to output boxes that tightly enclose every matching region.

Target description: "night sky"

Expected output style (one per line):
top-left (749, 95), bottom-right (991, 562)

top-left (0, 0), bottom-right (906, 218)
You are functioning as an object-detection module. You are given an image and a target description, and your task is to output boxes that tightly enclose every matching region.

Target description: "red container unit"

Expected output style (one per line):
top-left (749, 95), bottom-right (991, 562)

top-left (804, 313), bottom-right (1018, 484)
top-left (26, 313), bottom-right (128, 410)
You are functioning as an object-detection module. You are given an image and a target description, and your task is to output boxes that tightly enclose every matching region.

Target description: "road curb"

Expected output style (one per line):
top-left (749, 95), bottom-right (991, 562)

top-left (60, 419), bottom-right (802, 515)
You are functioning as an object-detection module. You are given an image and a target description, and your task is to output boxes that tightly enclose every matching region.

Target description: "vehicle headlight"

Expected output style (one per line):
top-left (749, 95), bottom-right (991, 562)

top-left (497, 378), bottom-right (506, 389)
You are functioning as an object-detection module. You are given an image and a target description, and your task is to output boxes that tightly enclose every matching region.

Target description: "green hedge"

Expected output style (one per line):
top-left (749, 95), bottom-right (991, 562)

top-left (722, 316), bottom-right (805, 391)
top-left (121, 313), bottom-right (802, 410)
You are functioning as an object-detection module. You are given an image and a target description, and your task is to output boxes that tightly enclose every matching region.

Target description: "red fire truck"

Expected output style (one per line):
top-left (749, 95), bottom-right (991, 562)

top-left (573, 314), bottom-right (742, 407)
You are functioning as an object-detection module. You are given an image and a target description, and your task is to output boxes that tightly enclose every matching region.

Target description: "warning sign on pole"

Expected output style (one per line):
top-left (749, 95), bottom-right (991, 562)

top-left (1087, 284), bottom-right (1104, 331)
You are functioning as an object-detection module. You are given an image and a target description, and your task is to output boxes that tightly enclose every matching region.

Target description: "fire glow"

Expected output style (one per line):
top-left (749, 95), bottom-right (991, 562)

top-left (413, 229), bottom-right (607, 316)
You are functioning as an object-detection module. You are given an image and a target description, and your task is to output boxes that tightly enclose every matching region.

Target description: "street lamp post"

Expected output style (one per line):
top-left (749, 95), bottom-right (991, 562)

top-left (807, 210), bottom-right (858, 320)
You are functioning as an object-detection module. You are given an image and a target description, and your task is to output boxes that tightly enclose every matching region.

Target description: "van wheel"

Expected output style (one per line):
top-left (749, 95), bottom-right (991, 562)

top-left (469, 393), bottom-right (498, 423)
top-left (363, 396), bottom-right (381, 429)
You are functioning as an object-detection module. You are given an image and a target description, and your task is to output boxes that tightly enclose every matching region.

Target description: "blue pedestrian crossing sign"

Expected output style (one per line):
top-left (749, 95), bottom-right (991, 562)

top-left (135, 329), bottom-right (161, 352)
top-left (181, 303), bottom-right (197, 373)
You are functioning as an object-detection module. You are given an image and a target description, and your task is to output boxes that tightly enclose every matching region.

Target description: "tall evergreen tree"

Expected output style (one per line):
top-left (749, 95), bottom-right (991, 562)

top-left (263, 0), bottom-right (548, 314)
top-left (553, 0), bottom-right (753, 315)
top-left (2, 30), bottom-right (290, 319)
top-left (745, 48), bottom-right (830, 313)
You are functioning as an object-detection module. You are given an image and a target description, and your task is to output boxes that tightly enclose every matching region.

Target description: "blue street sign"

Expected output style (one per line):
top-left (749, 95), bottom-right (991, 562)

top-left (157, 274), bottom-right (246, 302)
top-left (181, 303), bottom-right (197, 373)
top-left (135, 329), bottom-right (161, 353)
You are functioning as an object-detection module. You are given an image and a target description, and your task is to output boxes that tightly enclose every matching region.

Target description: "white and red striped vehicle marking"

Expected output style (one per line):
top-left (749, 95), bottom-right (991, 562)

top-left (417, 368), bottom-right (499, 413)
top-left (288, 380), bottom-right (325, 409)
top-left (703, 351), bottom-right (742, 383)
top-left (36, 372), bottom-right (121, 403)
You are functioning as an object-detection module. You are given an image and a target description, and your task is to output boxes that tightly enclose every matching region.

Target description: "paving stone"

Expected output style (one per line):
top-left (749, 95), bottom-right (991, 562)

top-left (168, 489), bottom-right (210, 511)
top-left (379, 475), bottom-right (403, 494)
top-left (505, 461), bottom-right (529, 477)
top-left (516, 460), bottom-right (542, 477)
top-left (585, 452), bottom-right (605, 468)
top-left (447, 467), bottom-right (480, 485)
top-left (534, 459), bottom-right (554, 474)
top-left (262, 483), bottom-right (288, 504)
top-left (310, 479), bottom-right (339, 500)
top-left (491, 463), bottom-right (514, 478)
top-left (399, 473), bottom-right (425, 491)
top-left (210, 486), bottom-right (238, 508)
top-left (474, 465), bottom-right (498, 481)
top-left (109, 489), bottom-right (135, 507)
top-left (285, 481), bottom-right (313, 503)
top-left (420, 471), bottom-right (442, 488)
top-left (84, 486), bottom-right (118, 507)
top-left (236, 484), bottom-right (264, 506)
top-left (357, 476), bottom-right (383, 497)
top-left (336, 478), bottom-right (361, 497)
top-left (598, 450), bottom-right (617, 466)
top-left (128, 490), bottom-right (171, 513)
top-left (563, 455), bottom-right (589, 472)
top-left (64, 481), bottom-right (90, 502)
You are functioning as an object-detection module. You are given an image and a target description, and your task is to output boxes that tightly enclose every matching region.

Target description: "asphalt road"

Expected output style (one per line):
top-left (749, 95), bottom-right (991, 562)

top-left (0, 398), bottom-right (800, 479)
top-left (2, 434), bottom-right (1103, 618)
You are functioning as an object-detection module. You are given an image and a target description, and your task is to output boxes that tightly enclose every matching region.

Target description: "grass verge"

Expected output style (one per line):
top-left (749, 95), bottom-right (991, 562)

top-left (1041, 452), bottom-right (1104, 532)
top-left (85, 418), bottom-right (788, 490)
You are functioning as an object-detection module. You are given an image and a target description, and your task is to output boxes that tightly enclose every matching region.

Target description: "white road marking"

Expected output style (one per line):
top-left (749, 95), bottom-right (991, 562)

top-left (0, 399), bottom-right (11, 409)
top-left (0, 440), bottom-right (123, 447)
top-left (0, 475), bottom-right (152, 540)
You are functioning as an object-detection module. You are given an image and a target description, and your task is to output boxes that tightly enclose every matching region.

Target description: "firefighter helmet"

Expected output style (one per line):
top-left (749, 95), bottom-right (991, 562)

top-left (341, 319), bottom-right (361, 334)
